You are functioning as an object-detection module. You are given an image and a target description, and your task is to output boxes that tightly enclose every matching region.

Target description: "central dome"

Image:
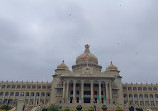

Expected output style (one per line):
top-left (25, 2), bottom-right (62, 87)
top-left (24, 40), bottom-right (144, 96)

top-left (76, 44), bottom-right (98, 64)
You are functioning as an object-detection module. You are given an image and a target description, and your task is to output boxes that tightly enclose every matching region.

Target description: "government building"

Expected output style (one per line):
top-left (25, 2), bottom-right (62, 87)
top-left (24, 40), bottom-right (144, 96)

top-left (0, 44), bottom-right (158, 111)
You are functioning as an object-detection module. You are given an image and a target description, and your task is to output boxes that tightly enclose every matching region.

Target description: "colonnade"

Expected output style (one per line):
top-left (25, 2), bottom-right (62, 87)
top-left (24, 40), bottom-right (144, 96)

top-left (62, 80), bottom-right (113, 104)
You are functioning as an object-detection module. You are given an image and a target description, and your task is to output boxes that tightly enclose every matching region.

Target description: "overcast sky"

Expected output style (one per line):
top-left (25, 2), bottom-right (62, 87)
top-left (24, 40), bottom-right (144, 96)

top-left (0, 0), bottom-right (158, 84)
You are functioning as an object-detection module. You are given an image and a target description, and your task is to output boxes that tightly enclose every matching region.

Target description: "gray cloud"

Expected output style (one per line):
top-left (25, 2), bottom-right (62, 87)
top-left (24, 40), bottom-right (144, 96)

top-left (0, 0), bottom-right (158, 83)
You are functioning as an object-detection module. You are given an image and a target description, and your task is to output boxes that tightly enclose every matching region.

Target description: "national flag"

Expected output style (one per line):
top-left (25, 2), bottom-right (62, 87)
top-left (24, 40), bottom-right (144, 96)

top-left (84, 55), bottom-right (88, 60)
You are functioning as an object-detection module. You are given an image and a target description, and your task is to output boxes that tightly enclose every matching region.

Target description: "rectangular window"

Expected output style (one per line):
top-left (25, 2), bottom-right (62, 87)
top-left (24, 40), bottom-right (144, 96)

top-left (84, 91), bottom-right (90, 95)
top-left (47, 86), bottom-right (51, 89)
top-left (77, 90), bottom-right (79, 95)
top-left (42, 86), bottom-right (46, 89)
top-left (84, 84), bottom-right (90, 87)
top-left (94, 91), bottom-right (97, 95)
top-left (17, 85), bottom-right (21, 89)
top-left (12, 85), bottom-right (15, 89)
top-left (94, 84), bottom-right (98, 87)
top-left (37, 86), bottom-right (41, 89)
top-left (76, 84), bottom-right (80, 87)
top-left (22, 85), bottom-right (25, 88)
top-left (2, 85), bottom-right (5, 88)
top-left (70, 90), bottom-right (73, 95)
top-left (7, 85), bottom-right (10, 88)
top-left (101, 91), bottom-right (103, 95)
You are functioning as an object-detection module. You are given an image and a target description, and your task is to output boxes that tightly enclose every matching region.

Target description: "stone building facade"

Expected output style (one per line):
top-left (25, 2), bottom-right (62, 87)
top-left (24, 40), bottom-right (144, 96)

top-left (0, 44), bottom-right (158, 110)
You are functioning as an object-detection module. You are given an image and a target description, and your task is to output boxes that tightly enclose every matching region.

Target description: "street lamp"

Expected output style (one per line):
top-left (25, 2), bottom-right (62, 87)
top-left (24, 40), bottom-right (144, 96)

top-left (93, 100), bottom-right (96, 111)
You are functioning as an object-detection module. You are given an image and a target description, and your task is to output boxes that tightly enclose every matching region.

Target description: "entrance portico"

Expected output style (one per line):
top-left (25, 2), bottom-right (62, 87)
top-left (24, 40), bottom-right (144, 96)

top-left (61, 77), bottom-right (114, 104)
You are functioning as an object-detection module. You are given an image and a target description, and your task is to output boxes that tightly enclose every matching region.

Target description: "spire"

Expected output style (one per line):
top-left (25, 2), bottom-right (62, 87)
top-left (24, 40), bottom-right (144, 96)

top-left (84, 44), bottom-right (90, 53)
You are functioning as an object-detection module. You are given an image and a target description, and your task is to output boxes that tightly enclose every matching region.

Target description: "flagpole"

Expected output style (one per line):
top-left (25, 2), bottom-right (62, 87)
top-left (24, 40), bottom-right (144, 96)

top-left (87, 55), bottom-right (88, 67)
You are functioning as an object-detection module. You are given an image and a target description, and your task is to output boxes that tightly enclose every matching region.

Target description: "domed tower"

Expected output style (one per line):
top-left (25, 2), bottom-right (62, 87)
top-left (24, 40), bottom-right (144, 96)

top-left (106, 61), bottom-right (123, 105)
top-left (55, 60), bottom-right (70, 74)
top-left (72, 44), bottom-right (102, 72)
top-left (106, 61), bottom-right (120, 73)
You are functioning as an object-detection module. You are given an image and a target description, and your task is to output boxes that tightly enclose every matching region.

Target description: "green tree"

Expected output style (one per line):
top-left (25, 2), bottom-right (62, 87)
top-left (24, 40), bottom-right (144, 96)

top-left (76, 105), bottom-right (82, 111)
top-left (88, 106), bottom-right (94, 111)
top-left (116, 106), bottom-right (123, 111)
top-left (129, 106), bottom-right (134, 111)
top-left (0, 105), bottom-right (12, 110)
top-left (101, 105), bottom-right (107, 111)
top-left (136, 108), bottom-right (143, 111)
top-left (47, 104), bottom-right (58, 111)
top-left (64, 106), bottom-right (70, 111)
top-left (42, 108), bottom-right (48, 111)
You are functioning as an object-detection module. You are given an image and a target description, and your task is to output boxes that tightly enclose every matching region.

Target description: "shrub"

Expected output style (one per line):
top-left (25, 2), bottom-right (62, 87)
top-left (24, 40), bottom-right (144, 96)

top-left (64, 106), bottom-right (70, 111)
top-left (42, 108), bottom-right (48, 111)
top-left (116, 106), bottom-right (123, 111)
top-left (0, 105), bottom-right (12, 110)
top-left (136, 108), bottom-right (143, 111)
top-left (88, 106), bottom-right (94, 111)
top-left (102, 105), bottom-right (107, 111)
top-left (129, 106), bottom-right (134, 111)
top-left (47, 104), bottom-right (59, 111)
top-left (76, 105), bottom-right (82, 111)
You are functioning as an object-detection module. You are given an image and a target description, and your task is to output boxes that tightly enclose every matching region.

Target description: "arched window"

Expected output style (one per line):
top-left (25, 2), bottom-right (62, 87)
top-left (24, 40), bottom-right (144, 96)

top-left (124, 94), bottom-right (127, 98)
top-left (150, 94), bottom-right (153, 98)
top-left (155, 94), bottom-right (158, 99)
top-left (41, 92), bottom-right (45, 97)
top-left (46, 92), bottom-right (50, 97)
top-left (15, 92), bottom-right (19, 96)
top-left (20, 92), bottom-right (24, 96)
top-left (26, 92), bottom-right (29, 96)
top-left (10, 92), bottom-right (14, 96)
top-left (144, 94), bottom-right (148, 98)
top-left (139, 94), bottom-right (143, 98)
top-left (134, 94), bottom-right (138, 98)
top-left (31, 92), bottom-right (34, 96)
top-left (0, 92), bottom-right (3, 96)
top-left (36, 92), bottom-right (40, 97)
top-left (129, 94), bottom-right (133, 98)
top-left (5, 92), bottom-right (9, 96)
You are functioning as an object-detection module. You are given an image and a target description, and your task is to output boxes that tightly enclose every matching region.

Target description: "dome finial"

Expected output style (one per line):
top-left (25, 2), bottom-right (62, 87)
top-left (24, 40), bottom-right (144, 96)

top-left (62, 60), bottom-right (64, 63)
top-left (84, 44), bottom-right (90, 53)
top-left (111, 61), bottom-right (112, 64)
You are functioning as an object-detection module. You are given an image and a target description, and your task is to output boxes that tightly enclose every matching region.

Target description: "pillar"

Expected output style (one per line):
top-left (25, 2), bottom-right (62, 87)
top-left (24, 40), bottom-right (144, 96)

top-left (81, 80), bottom-right (84, 103)
top-left (99, 81), bottom-right (102, 103)
top-left (73, 80), bottom-right (76, 103)
top-left (106, 82), bottom-right (109, 104)
top-left (62, 81), bottom-right (65, 103)
top-left (91, 80), bottom-right (94, 103)
top-left (148, 94), bottom-right (151, 106)
top-left (109, 82), bottom-right (112, 103)
top-left (66, 81), bottom-right (69, 103)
